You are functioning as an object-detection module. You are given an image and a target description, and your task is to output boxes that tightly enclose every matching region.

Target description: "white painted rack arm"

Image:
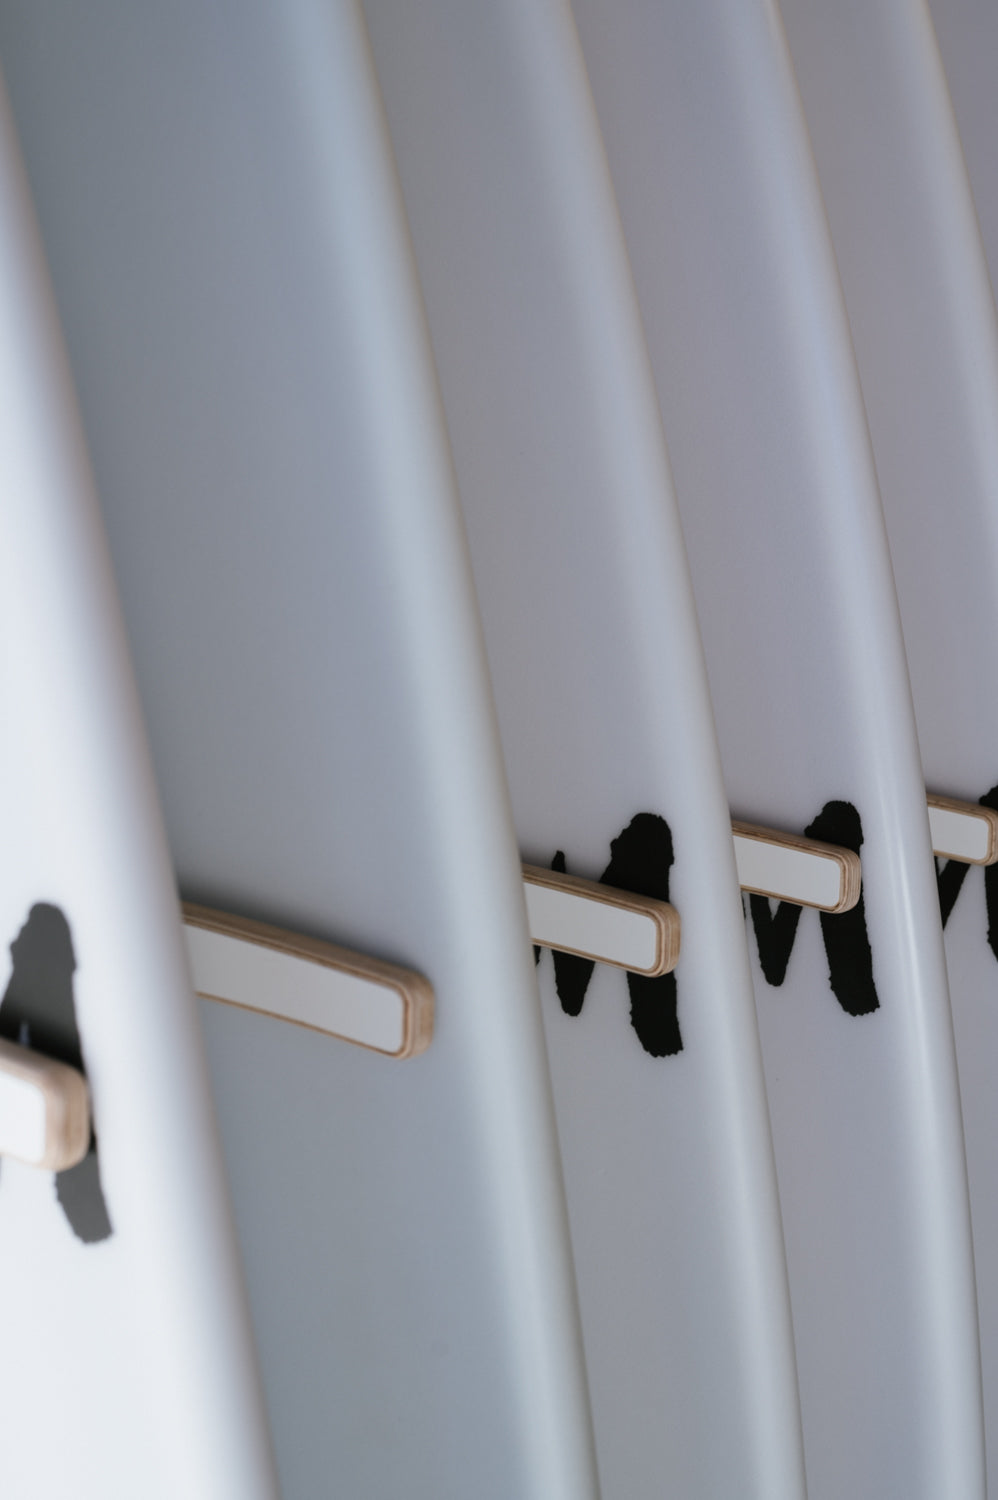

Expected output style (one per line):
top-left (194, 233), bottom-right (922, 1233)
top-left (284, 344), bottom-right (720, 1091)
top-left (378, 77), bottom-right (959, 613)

top-left (0, 1039), bottom-right (90, 1171)
top-left (182, 905), bottom-right (433, 1060)
top-left (927, 796), bottom-right (998, 866)
top-left (522, 865), bottom-right (680, 975)
top-left (732, 823), bottom-right (862, 913)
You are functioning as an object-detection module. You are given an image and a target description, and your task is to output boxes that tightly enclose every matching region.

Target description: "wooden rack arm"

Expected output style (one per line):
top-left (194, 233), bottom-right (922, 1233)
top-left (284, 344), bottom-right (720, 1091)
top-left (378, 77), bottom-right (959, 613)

top-left (522, 865), bottom-right (680, 976)
top-left (731, 823), bottom-right (861, 913)
top-left (927, 794), bottom-right (998, 866)
top-left (0, 1038), bottom-right (90, 1171)
top-left (182, 904), bottom-right (433, 1059)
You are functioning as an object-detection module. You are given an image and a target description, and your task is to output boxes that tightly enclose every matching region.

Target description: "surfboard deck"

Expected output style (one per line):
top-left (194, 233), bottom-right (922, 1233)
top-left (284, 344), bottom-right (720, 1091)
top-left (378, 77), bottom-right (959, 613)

top-left (361, 4), bottom-right (806, 1496)
top-left (776, 0), bottom-right (998, 1481)
top-left (0, 77), bottom-right (278, 1500)
top-left (919, 13), bottom-right (998, 1471)
top-left (927, 0), bottom-right (998, 306)
top-left (572, 1), bottom-right (985, 1495)
top-left (0, 4), bottom-right (599, 1497)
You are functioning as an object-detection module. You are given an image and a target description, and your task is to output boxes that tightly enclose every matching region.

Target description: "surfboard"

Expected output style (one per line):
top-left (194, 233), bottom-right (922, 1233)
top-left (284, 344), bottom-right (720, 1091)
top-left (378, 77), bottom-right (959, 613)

top-left (0, 4), bottom-right (599, 1498)
top-left (572, 2), bottom-right (985, 1495)
top-left (359, 5), bottom-right (806, 1496)
top-left (774, 0), bottom-right (998, 1481)
top-left (0, 76), bottom-right (278, 1500)
top-left (927, 0), bottom-right (998, 301)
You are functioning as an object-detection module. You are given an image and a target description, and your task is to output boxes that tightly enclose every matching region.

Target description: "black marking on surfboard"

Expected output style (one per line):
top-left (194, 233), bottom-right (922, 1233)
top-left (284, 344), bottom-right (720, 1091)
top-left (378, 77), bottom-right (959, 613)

top-left (748, 800), bottom-right (878, 1017)
top-left (937, 783), bottom-right (998, 964)
top-left (936, 856), bottom-right (970, 926)
top-left (0, 904), bottom-right (112, 1243)
top-left (545, 813), bottom-right (681, 1058)
top-left (747, 897), bottom-right (802, 986)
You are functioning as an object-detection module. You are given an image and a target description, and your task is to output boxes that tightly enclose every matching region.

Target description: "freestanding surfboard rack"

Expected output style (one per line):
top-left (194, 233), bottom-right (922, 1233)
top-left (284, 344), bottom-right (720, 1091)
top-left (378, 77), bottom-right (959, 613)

top-left (188, 799), bottom-right (991, 1063)
top-left (7, 2), bottom-right (998, 1497)
top-left (184, 873), bottom-right (680, 1058)
top-left (183, 826), bottom-right (885, 1059)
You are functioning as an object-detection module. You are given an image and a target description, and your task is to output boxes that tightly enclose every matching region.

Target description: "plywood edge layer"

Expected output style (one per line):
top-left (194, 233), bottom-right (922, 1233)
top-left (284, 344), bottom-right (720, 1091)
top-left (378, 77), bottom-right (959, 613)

top-left (181, 904), bottom-right (434, 1059)
top-left (0, 1037), bottom-right (90, 1170)
top-left (927, 794), bottom-right (998, 866)
top-left (731, 822), bottom-right (862, 913)
top-left (521, 865), bottom-right (680, 976)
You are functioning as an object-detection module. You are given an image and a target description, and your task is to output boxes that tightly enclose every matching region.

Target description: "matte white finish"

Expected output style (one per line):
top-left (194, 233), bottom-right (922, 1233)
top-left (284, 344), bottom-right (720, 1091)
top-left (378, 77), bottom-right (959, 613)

top-left (524, 883), bottom-right (660, 974)
top-left (0, 5), bottom-right (598, 1498)
top-left (733, 833), bottom-right (849, 910)
top-left (363, 3), bottom-right (806, 1497)
top-left (0, 1073), bottom-right (46, 1166)
top-left (777, 0), bottom-right (998, 1482)
top-left (929, 804), bottom-right (994, 865)
top-left (928, 0), bottom-right (998, 305)
top-left (184, 925), bottom-right (408, 1055)
top-left (574, 1), bottom-right (984, 1495)
top-left (912, 13), bottom-right (998, 1468)
top-left (0, 80), bottom-right (277, 1500)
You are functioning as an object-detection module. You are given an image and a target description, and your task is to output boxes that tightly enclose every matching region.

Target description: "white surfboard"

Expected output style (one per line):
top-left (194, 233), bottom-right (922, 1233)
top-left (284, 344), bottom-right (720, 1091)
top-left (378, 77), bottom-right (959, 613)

top-left (920, 80), bottom-right (998, 1468)
top-left (927, 0), bottom-right (998, 302)
top-left (572, 2), bottom-right (985, 1496)
top-left (774, 0), bottom-right (998, 1480)
top-left (0, 4), bottom-right (598, 1498)
top-left (359, 4), bottom-right (806, 1496)
top-left (0, 78), bottom-right (278, 1500)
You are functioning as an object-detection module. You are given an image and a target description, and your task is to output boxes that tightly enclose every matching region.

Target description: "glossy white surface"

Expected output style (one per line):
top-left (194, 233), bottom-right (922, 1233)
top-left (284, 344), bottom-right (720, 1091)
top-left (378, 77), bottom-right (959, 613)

top-left (364, 2), bottom-right (805, 1495)
top-left (575, 0), bottom-right (983, 1494)
top-left (0, 78), bottom-right (277, 1500)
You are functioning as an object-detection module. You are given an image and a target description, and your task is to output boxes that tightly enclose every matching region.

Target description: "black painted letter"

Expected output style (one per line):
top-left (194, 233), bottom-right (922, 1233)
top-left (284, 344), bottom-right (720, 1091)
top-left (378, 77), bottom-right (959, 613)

top-left (748, 801), bottom-right (878, 1017)
top-left (0, 904), bottom-right (112, 1243)
top-left (550, 813), bottom-right (681, 1057)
